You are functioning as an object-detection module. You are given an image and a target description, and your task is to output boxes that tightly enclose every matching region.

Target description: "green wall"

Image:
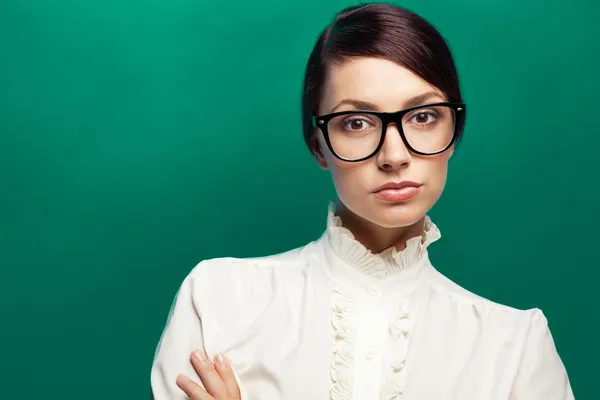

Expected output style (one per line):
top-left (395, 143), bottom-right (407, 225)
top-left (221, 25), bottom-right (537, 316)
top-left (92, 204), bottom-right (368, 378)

top-left (1, 0), bottom-right (597, 398)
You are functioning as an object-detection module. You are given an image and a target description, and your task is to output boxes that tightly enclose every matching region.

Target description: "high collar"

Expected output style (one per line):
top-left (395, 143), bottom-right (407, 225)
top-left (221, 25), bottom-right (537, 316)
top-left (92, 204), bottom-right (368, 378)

top-left (322, 202), bottom-right (441, 281)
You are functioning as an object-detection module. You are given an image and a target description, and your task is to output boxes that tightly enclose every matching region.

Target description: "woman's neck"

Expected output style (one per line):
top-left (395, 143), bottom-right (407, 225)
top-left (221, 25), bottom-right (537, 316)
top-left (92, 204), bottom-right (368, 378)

top-left (335, 202), bottom-right (426, 254)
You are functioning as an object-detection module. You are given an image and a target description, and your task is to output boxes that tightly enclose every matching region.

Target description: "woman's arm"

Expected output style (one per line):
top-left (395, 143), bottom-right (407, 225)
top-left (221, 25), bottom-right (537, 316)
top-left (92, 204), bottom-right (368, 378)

top-left (151, 269), bottom-right (206, 399)
top-left (510, 309), bottom-right (575, 399)
top-left (151, 262), bottom-right (245, 399)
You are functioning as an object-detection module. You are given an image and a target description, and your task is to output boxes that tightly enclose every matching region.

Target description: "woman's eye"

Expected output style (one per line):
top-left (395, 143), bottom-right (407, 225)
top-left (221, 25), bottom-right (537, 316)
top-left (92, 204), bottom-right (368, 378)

top-left (349, 120), bottom-right (364, 129)
top-left (410, 112), bottom-right (436, 124)
top-left (344, 119), bottom-right (371, 130)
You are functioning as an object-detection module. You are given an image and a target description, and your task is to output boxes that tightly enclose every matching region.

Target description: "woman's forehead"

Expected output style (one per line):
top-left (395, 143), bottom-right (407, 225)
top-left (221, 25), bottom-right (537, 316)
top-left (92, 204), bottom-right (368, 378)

top-left (321, 57), bottom-right (445, 112)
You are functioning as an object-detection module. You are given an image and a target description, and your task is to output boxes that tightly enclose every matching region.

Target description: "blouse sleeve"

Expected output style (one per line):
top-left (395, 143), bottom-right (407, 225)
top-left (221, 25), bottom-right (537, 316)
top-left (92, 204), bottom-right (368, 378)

top-left (150, 268), bottom-right (206, 400)
top-left (511, 308), bottom-right (575, 399)
top-left (151, 262), bottom-right (249, 400)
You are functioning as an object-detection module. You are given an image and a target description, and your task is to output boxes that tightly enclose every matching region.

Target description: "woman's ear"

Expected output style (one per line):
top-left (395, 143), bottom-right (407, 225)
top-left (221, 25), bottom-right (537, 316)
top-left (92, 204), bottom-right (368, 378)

top-left (310, 131), bottom-right (329, 170)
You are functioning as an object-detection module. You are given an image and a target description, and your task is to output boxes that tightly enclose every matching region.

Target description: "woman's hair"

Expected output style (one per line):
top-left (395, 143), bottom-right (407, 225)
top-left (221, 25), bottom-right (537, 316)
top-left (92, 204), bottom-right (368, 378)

top-left (301, 2), bottom-right (466, 153)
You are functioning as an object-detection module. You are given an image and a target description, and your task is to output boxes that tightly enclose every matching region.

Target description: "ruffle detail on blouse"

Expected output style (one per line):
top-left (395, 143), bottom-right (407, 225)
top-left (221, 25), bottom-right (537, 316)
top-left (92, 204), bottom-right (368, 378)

top-left (380, 298), bottom-right (413, 399)
top-left (325, 202), bottom-right (441, 279)
top-left (330, 287), bottom-right (356, 400)
top-left (325, 202), bottom-right (437, 399)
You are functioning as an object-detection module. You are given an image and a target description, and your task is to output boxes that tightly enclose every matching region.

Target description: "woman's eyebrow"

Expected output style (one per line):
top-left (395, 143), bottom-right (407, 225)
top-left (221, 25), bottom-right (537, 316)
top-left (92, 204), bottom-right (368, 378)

top-left (330, 91), bottom-right (445, 113)
top-left (331, 99), bottom-right (380, 113)
top-left (403, 91), bottom-right (445, 109)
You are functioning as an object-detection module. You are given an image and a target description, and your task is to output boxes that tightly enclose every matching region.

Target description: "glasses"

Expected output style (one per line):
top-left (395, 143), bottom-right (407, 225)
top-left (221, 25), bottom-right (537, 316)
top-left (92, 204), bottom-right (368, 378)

top-left (313, 102), bottom-right (466, 162)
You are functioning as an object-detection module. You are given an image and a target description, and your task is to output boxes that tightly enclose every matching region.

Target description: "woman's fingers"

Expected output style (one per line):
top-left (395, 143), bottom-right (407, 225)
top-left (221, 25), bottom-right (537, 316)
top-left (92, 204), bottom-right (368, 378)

top-left (176, 374), bottom-right (213, 400)
top-left (175, 350), bottom-right (239, 400)
top-left (190, 350), bottom-right (229, 398)
top-left (213, 354), bottom-right (241, 399)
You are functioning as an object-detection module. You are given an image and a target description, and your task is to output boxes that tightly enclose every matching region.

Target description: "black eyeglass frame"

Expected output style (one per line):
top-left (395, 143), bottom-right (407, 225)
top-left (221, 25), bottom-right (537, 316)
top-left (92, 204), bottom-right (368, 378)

top-left (312, 101), bottom-right (466, 162)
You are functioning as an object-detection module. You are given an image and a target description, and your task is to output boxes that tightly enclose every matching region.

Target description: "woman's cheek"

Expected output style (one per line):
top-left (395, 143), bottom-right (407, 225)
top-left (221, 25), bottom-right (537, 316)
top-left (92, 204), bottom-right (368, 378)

top-left (424, 164), bottom-right (449, 203)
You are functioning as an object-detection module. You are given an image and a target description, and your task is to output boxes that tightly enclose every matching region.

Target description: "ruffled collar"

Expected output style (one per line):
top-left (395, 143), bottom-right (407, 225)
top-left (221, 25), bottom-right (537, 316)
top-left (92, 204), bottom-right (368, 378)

top-left (324, 202), bottom-right (441, 280)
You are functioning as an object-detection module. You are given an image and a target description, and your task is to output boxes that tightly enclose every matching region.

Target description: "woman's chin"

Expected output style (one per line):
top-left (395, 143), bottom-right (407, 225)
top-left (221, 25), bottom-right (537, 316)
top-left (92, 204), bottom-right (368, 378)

top-left (367, 203), bottom-right (428, 229)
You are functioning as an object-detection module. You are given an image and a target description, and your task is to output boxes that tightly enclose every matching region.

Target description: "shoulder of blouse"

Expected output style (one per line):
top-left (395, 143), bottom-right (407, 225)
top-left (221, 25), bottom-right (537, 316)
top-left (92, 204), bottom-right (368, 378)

top-left (187, 239), bottom-right (321, 281)
top-left (423, 269), bottom-right (574, 398)
top-left (179, 239), bottom-right (323, 307)
top-left (425, 266), bottom-right (541, 326)
top-left (164, 240), bottom-right (325, 340)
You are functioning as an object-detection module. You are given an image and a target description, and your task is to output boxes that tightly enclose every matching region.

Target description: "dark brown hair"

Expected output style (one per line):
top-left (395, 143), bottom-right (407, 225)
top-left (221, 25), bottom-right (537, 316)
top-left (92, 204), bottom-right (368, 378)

top-left (302, 2), bottom-right (466, 153)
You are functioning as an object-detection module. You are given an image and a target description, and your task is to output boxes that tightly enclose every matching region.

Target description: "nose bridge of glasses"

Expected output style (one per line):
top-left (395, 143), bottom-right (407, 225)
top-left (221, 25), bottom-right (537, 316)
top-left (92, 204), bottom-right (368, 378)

top-left (380, 115), bottom-right (409, 153)
top-left (380, 112), bottom-right (405, 136)
top-left (381, 110), bottom-right (406, 130)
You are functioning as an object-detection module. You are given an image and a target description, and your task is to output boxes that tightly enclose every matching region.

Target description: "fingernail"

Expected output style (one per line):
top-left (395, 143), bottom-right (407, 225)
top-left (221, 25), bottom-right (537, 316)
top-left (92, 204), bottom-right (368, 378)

top-left (215, 353), bottom-right (227, 366)
top-left (193, 350), bottom-right (207, 362)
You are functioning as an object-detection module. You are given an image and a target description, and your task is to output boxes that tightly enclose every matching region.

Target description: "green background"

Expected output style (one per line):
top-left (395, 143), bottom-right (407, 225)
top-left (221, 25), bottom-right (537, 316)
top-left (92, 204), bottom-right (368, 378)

top-left (1, 0), bottom-right (597, 398)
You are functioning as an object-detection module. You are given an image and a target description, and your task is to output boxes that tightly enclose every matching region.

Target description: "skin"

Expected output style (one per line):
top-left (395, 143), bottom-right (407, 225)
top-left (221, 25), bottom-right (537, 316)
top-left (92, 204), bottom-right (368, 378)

top-left (176, 56), bottom-right (456, 398)
top-left (312, 56), bottom-right (455, 253)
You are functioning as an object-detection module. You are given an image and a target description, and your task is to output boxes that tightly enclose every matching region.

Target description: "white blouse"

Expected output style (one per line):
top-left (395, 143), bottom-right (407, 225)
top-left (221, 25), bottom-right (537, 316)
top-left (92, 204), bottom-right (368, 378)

top-left (151, 204), bottom-right (574, 400)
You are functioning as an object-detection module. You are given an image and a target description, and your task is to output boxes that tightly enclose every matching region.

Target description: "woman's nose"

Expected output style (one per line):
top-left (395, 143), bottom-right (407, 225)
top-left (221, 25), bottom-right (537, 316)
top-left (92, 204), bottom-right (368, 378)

top-left (375, 123), bottom-right (411, 171)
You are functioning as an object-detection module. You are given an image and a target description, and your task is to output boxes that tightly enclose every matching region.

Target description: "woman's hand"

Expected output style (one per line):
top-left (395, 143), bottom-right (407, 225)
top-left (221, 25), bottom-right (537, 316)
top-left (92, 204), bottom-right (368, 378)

top-left (176, 350), bottom-right (241, 400)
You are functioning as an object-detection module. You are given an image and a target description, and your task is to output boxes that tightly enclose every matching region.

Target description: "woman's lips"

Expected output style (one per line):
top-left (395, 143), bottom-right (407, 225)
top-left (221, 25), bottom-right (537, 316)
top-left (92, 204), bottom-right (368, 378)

top-left (373, 184), bottom-right (421, 201)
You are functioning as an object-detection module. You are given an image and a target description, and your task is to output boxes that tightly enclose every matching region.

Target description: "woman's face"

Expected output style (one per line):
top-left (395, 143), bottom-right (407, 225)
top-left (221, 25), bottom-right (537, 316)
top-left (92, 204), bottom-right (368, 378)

top-left (314, 57), bottom-right (454, 230)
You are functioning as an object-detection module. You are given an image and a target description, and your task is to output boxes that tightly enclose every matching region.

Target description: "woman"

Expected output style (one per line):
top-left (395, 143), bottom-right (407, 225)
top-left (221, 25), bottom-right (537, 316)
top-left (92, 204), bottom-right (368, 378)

top-left (151, 3), bottom-right (574, 399)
